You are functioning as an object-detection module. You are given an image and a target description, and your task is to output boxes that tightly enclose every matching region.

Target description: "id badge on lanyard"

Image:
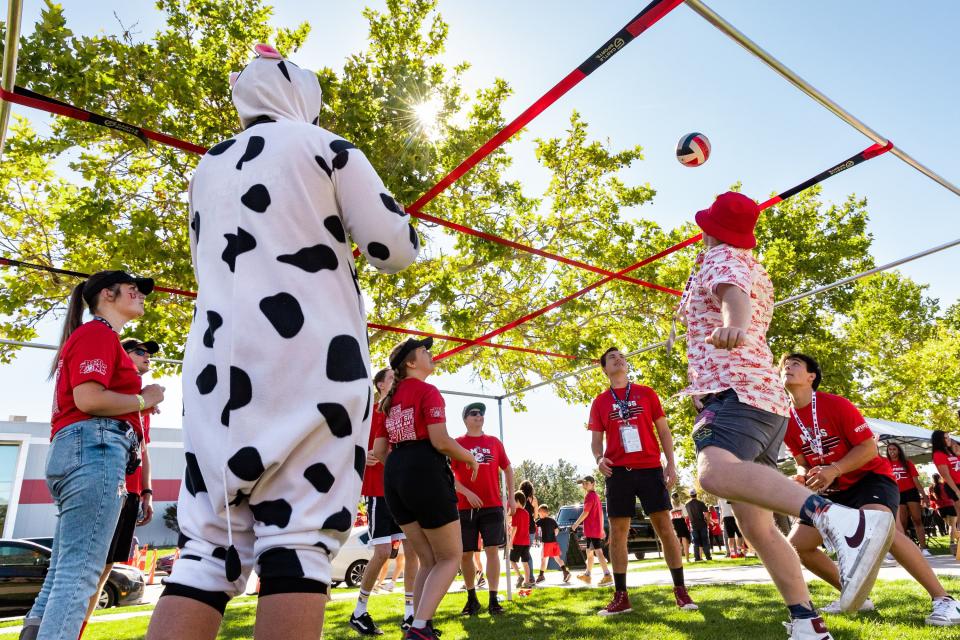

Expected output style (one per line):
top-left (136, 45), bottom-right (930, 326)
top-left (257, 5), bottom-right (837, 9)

top-left (620, 423), bottom-right (642, 453)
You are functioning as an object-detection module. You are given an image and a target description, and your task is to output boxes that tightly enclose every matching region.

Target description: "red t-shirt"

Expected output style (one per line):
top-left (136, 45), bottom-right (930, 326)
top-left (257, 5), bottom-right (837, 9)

top-left (588, 384), bottom-right (665, 468)
top-left (451, 433), bottom-right (510, 509)
top-left (51, 320), bottom-right (143, 438)
top-left (582, 489), bottom-right (604, 539)
top-left (382, 378), bottom-right (446, 443)
top-left (125, 412), bottom-right (151, 494)
top-left (933, 451), bottom-right (960, 487)
top-left (888, 458), bottom-right (919, 493)
top-left (784, 392), bottom-right (893, 493)
top-left (362, 410), bottom-right (387, 497)
top-left (511, 507), bottom-right (530, 546)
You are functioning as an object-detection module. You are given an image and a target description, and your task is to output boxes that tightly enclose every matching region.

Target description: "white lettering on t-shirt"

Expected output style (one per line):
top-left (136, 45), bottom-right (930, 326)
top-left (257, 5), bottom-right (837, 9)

top-left (79, 358), bottom-right (107, 376)
top-left (386, 405), bottom-right (416, 442)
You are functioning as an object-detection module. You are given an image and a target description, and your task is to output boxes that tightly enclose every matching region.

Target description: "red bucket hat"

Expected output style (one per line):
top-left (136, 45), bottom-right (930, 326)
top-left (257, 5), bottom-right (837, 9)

top-left (694, 192), bottom-right (761, 249)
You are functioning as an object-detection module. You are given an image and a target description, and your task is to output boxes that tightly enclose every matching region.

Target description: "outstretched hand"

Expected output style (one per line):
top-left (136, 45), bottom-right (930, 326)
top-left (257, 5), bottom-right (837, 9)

top-left (706, 326), bottom-right (746, 350)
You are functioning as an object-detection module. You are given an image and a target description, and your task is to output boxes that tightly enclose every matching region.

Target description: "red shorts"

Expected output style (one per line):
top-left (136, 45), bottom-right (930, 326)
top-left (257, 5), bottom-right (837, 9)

top-left (542, 542), bottom-right (561, 558)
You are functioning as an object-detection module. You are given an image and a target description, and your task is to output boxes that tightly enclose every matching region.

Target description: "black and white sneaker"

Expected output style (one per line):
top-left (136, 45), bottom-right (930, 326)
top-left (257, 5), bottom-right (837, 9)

top-left (349, 612), bottom-right (384, 636)
top-left (488, 597), bottom-right (505, 615)
top-left (461, 598), bottom-right (482, 616)
top-left (401, 616), bottom-right (413, 632)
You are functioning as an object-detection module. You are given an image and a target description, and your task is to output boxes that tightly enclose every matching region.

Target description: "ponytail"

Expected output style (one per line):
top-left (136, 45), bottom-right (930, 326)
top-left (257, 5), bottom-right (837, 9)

top-left (50, 282), bottom-right (87, 378)
top-left (378, 369), bottom-right (402, 414)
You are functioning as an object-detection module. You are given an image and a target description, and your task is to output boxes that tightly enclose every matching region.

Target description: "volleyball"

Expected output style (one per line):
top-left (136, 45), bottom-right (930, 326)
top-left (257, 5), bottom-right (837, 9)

top-left (676, 132), bottom-right (711, 167)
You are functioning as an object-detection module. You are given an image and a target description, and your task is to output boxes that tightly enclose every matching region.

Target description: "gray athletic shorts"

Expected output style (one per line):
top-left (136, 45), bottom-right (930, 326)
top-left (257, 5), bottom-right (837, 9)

top-left (691, 389), bottom-right (788, 467)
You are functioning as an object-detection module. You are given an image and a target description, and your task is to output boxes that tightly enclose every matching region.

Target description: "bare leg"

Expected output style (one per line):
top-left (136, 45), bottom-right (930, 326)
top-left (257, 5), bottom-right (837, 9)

top-left (907, 502), bottom-right (927, 548)
top-left (484, 546), bottom-right (500, 593)
top-left (394, 551), bottom-right (405, 582)
top-left (461, 552), bottom-right (476, 590)
top-left (584, 549), bottom-right (594, 575)
top-left (609, 518), bottom-right (631, 574)
top-left (402, 520), bottom-right (462, 622)
top-left (649, 511), bottom-right (683, 569)
top-left (401, 539), bottom-right (419, 590)
top-left (361, 544), bottom-right (392, 594)
top-left (733, 501), bottom-right (812, 606)
top-left (596, 548), bottom-right (610, 575)
top-left (145, 596), bottom-right (223, 640)
top-left (698, 447), bottom-right (812, 518)
top-left (83, 564), bottom-right (113, 623)
top-left (255, 592), bottom-right (328, 640)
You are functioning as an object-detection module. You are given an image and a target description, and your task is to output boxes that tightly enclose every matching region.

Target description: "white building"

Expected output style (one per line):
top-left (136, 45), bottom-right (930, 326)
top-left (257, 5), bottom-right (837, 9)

top-left (0, 416), bottom-right (185, 546)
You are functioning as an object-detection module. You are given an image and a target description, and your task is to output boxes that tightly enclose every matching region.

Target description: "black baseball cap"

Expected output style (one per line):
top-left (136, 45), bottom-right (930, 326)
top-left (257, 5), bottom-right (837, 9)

top-left (121, 339), bottom-right (160, 354)
top-left (82, 270), bottom-right (154, 306)
top-left (388, 337), bottom-right (433, 371)
top-left (462, 402), bottom-right (486, 420)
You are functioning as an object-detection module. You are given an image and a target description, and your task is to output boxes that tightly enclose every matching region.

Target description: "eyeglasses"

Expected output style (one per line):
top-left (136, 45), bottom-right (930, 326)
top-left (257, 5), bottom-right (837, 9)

top-left (129, 348), bottom-right (150, 357)
top-left (466, 410), bottom-right (483, 417)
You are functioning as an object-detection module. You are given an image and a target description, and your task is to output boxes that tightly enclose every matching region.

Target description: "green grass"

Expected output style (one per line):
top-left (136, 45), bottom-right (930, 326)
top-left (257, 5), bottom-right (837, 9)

top-left (4, 578), bottom-right (957, 639)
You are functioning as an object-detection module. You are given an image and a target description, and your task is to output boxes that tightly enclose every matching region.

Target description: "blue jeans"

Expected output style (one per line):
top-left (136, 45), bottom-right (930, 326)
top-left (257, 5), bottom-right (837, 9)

top-left (26, 418), bottom-right (136, 640)
top-left (691, 526), bottom-right (712, 561)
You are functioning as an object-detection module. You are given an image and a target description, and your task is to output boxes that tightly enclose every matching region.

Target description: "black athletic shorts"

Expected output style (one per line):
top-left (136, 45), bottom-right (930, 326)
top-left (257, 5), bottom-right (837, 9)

top-left (106, 492), bottom-right (141, 563)
top-left (899, 487), bottom-right (922, 505)
top-left (584, 537), bottom-right (604, 550)
top-left (939, 506), bottom-right (957, 518)
top-left (384, 440), bottom-right (458, 530)
top-left (365, 495), bottom-right (404, 545)
top-left (460, 507), bottom-right (506, 552)
top-left (801, 473), bottom-right (900, 526)
top-left (509, 545), bottom-right (532, 564)
top-left (692, 389), bottom-right (788, 467)
top-left (605, 466), bottom-right (671, 518)
top-left (672, 518), bottom-right (690, 540)
top-left (723, 515), bottom-right (740, 538)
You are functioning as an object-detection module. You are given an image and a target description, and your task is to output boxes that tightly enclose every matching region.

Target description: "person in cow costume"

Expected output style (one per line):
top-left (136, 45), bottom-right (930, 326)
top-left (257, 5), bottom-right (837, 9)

top-left (147, 44), bottom-right (420, 640)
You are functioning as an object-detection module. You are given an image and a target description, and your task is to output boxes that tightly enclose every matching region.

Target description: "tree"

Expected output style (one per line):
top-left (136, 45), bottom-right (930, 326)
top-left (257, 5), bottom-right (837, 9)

top-left (162, 503), bottom-right (179, 534)
top-left (514, 459), bottom-right (584, 510)
top-left (1, 0), bottom-right (954, 471)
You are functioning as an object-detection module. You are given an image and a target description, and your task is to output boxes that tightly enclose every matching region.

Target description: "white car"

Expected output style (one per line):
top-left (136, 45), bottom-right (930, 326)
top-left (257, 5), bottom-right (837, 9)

top-left (330, 527), bottom-right (374, 588)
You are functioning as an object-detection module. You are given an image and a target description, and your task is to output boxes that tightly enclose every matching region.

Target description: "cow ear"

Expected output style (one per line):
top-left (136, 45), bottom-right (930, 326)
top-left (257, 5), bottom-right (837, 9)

top-left (253, 43), bottom-right (282, 59)
top-left (229, 72), bottom-right (241, 88)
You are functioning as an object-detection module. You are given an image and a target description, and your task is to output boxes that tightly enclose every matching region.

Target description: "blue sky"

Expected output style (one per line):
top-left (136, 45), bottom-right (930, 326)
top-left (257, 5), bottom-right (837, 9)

top-left (2, 1), bottom-right (958, 472)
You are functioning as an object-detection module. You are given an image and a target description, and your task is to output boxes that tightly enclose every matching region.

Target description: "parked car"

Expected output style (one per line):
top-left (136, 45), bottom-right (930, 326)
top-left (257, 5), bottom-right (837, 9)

top-left (330, 527), bottom-right (374, 589)
top-left (0, 539), bottom-right (144, 616)
top-left (156, 552), bottom-right (176, 575)
top-left (556, 502), bottom-right (660, 560)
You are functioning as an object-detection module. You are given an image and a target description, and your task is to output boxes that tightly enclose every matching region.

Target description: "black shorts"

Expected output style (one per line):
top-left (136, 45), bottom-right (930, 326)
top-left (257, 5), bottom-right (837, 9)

top-left (585, 537), bottom-right (604, 550)
top-left (939, 506), bottom-right (957, 518)
top-left (692, 389), bottom-right (788, 467)
top-left (946, 485), bottom-right (959, 501)
top-left (899, 487), bottom-right (922, 505)
top-left (509, 545), bottom-right (532, 564)
top-left (106, 492), bottom-right (141, 563)
top-left (802, 473), bottom-right (900, 526)
top-left (365, 495), bottom-right (404, 545)
top-left (460, 507), bottom-right (506, 552)
top-left (605, 466), bottom-right (671, 518)
top-left (672, 518), bottom-right (690, 540)
top-left (723, 515), bottom-right (740, 538)
top-left (384, 441), bottom-right (458, 530)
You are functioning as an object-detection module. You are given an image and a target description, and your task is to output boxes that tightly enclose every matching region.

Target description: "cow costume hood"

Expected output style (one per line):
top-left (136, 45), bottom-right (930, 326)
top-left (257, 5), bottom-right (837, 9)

top-left (230, 43), bottom-right (322, 128)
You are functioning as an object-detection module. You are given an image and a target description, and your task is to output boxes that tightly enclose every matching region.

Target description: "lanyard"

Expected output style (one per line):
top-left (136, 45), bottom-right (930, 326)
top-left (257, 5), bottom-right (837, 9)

top-left (609, 384), bottom-right (632, 421)
top-left (92, 315), bottom-right (116, 332)
top-left (790, 392), bottom-right (824, 461)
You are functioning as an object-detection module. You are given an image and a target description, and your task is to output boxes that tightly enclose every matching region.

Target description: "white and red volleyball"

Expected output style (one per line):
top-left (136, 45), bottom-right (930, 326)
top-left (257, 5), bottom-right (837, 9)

top-left (676, 132), bottom-right (711, 167)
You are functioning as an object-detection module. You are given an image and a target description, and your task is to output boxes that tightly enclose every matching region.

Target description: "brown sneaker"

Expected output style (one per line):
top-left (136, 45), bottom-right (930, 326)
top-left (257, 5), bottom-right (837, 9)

top-left (597, 590), bottom-right (632, 616)
top-left (597, 573), bottom-right (614, 587)
top-left (577, 572), bottom-right (592, 584)
top-left (562, 567), bottom-right (571, 583)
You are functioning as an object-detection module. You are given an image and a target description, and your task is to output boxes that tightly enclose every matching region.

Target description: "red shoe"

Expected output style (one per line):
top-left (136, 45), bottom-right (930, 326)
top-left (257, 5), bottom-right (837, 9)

top-left (674, 585), bottom-right (699, 610)
top-left (597, 590), bottom-right (632, 616)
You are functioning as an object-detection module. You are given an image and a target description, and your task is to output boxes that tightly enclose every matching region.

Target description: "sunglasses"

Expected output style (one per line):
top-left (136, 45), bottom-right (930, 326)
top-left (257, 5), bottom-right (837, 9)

top-left (466, 410), bottom-right (483, 417)
top-left (128, 348), bottom-right (151, 357)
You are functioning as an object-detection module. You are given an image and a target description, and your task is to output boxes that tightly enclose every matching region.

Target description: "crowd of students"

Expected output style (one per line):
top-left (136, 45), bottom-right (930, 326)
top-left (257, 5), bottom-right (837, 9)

top-left (18, 44), bottom-right (960, 640)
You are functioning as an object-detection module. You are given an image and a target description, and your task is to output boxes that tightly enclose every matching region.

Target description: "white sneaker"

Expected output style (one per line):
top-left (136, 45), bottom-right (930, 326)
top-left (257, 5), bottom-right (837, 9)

top-left (814, 504), bottom-right (894, 612)
top-left (885, 553), bottom-right (895, 563)
top-left (379, 580), bottom-right (394, 593)
top-left (926, 597), bottom-right (960, 626)
top-left (820, 597), bottom-right (874, 615)
top-left (921, 548), bottom-right (933, 558)
top-left (783, 616), bottom-right (834, 639)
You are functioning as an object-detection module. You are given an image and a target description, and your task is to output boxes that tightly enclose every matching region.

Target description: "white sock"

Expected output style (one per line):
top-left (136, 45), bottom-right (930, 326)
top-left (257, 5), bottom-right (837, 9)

top-left (405, 592), bottom-right (415, 618)
top-left (413, 619), bottom-right (428, 629)
top-left (353, 588), bottom-right (370, 616)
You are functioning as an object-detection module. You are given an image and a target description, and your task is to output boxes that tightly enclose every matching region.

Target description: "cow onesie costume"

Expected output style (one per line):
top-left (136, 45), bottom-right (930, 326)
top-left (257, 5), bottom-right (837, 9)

top-left (165, 44), bottom-right (420, 609)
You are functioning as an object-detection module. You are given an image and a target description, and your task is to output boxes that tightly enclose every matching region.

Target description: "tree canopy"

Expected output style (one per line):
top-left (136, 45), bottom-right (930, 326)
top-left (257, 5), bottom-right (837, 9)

top-left (1, 0), bottom-right (957, 466)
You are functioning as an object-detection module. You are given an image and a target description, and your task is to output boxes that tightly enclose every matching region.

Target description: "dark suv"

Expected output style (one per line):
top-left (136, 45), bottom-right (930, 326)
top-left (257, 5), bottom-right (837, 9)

top-left (556, 502), bottom-right (660, 560)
